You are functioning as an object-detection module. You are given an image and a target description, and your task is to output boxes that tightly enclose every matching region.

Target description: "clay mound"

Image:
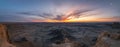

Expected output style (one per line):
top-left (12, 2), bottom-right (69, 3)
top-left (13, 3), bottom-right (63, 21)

top-left (48, 29), bottom-right (76, 43)
top-left (48, 29), bottom-right (81, 47)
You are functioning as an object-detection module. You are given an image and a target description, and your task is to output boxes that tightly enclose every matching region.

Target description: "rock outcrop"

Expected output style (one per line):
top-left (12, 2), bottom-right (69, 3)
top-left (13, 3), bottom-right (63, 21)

top-left (6, 24), bottom-right (35, 47)
top-left (0, 24), bottom-right (15, 47)
top-left (94, 32), bottom-right (120, 47)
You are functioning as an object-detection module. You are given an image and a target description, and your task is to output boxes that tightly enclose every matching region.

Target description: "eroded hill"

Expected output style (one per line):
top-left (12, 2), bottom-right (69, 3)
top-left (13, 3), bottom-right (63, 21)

top-left (0, 22), bottom-right (120, 47)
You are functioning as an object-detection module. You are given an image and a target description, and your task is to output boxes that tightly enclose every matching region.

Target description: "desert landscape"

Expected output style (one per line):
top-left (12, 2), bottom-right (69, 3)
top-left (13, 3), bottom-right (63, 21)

top-left (0, 0), bottom-right (120, 47)
top-left (0, 22), bottom-right (120, 47)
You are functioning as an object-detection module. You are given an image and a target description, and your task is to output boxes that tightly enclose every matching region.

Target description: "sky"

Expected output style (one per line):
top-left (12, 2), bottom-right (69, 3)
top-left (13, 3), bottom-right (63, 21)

top-left (0, 0), bottom-right (120, 22)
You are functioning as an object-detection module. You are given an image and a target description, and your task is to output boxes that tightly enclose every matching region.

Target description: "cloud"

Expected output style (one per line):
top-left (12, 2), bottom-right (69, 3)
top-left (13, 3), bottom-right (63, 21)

top-left (53, 15), bottom-right (63, 20)
top-left (18, 12), bottom-right (53, 19)
top-left (18, 8), bottom-right (96, 21)
top-left (0, 15), bottom-right (30, 22)
top-left (68, 9), bottom-right (94, 16)
top-left (0, 10), bottom-right (33, 22)
top-left (48, 8), bottom-right (96, 21)
top-left (59, 9), bottom-right (96, 20)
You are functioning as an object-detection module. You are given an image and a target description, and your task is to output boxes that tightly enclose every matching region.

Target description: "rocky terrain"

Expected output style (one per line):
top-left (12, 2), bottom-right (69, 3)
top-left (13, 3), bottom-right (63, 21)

top-left (0, 22), bottom-right (120, 47)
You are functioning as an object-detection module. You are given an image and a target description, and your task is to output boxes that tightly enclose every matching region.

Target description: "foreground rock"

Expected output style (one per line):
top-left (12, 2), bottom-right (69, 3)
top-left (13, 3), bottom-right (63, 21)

top-left (94, 32), bottom-right (120, 47)
top-left (0, 24), bottom-right (15, 47)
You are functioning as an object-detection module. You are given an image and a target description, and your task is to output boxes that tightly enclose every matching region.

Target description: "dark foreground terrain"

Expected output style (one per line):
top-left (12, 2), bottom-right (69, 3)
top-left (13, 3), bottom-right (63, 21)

top-left (0, 22), bottom-right (120, 47)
